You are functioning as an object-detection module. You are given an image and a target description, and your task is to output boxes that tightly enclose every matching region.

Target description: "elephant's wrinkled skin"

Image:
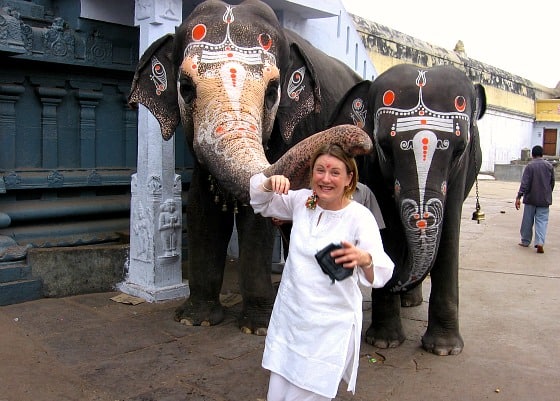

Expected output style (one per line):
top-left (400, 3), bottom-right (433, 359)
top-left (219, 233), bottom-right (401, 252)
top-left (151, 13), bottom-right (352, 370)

top-left (128, 0), bottom-right (367, 333)
top-left (330, 64), bottom-right (486, 355)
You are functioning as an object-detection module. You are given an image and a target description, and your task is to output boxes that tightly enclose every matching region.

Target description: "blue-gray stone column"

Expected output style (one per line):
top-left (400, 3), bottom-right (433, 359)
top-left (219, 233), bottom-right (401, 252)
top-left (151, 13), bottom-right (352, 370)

top-left (36, 87), bottom-right (67, 169)
top-left (0, 84), bottom-right (25, 169)
top-left (119, 0), bottom-right (188, 302)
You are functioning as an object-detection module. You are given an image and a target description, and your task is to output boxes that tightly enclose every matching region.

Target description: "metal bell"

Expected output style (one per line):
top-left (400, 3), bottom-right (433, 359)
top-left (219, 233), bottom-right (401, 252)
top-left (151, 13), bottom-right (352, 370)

top-left (472, 205), bottom-right (485, 224)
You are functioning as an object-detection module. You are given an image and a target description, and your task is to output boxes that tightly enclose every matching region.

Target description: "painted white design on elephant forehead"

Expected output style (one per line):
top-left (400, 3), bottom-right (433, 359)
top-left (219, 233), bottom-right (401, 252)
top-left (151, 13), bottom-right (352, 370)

top-left (185, 5), bottom-right (276, 67)
top-left (375, 69), bottom-right (470, 141)
top-left (287, 66), bottom-right (305, 101)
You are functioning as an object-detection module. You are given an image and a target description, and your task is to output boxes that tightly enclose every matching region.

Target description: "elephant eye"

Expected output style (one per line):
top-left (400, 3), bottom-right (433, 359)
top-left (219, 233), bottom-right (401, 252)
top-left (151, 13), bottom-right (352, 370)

top-left (265, 79), bottom-right (280, 110)
top-left (179, 76), bottom-right (196, 105)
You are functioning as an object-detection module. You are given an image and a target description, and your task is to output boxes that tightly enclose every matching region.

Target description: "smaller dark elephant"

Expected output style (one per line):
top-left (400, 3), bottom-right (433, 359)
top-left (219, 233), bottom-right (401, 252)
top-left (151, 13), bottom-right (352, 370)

top-left (330, 64), bottom-right (487, 355)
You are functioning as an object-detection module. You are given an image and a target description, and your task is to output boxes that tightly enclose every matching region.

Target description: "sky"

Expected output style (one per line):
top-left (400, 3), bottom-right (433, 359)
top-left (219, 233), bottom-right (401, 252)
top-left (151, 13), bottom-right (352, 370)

top-left (341, 0), bottom-right (559, 88)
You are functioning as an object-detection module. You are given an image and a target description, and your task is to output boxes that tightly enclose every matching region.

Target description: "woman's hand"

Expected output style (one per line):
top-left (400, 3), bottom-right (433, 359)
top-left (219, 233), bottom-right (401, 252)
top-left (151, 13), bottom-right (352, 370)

top-left (263, 175), bottom-right (290, 194)
top-left (331, 241), bottom-right (374, 282)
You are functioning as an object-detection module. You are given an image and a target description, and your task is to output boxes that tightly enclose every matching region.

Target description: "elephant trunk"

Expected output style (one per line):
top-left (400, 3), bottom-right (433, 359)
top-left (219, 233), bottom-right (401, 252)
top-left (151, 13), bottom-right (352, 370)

top-left (194, 123), bottom-right (372, 204)
top-left (263, 125), bottom-right (373, 189)
top-left (193, 117), bottom-right (271, 204)
top-left (391, 188), bottom-right (445, 291)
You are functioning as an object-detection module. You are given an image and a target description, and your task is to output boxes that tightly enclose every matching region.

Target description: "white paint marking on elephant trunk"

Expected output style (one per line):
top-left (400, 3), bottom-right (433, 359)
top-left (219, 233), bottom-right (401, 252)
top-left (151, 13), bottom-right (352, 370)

top-left (220, 62), bottom-right (246, 119)
top-left (412, 130), bottom-right (437, 210)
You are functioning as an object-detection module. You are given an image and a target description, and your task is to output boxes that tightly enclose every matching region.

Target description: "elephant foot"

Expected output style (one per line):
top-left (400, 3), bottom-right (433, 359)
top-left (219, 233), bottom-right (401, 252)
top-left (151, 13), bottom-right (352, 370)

top-left (422, 331), bottom-right (464, 355)
top-left (365, 322), bottom-right (406, 349)
top-left (174, 299), bottom-right (225, 327)
top-left (237, 299), bottom-right (274, 336)
top-left (401, 286), bottom-right (423, 307)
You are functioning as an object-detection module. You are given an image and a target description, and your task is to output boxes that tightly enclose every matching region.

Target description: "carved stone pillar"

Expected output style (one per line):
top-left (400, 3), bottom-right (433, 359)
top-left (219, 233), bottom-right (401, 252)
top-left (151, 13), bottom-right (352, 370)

top-left (0, 84), bottom-right (25, 169)
top-left (36, 87), bottom-right (67, 169)
top-left (77, 90), bottom-right (103, 168)
top-left (119, 0), bottom-right (188, 302)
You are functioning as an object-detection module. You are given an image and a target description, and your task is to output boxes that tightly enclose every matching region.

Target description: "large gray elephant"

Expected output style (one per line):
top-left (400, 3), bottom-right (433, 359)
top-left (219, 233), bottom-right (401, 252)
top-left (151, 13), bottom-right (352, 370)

top-left (330, 64), bottom-right (486, 355)
top-left (128, 0), bottom-right (369, 333)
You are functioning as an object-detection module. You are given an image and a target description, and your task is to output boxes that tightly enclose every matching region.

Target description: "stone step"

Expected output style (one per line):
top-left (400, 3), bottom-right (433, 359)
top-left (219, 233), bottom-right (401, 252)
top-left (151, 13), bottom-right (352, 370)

top-left (0, 261), bottom-right (32, 283)
top-left (0, 261), bottom-right (43, 306)
top-left (0, 278), bottom-right (43, 306)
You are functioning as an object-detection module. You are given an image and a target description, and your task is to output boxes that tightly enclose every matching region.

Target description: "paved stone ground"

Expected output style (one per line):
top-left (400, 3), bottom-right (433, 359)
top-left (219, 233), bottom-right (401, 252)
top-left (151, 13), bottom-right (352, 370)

top-left (0, 178), bottom-right (559, 401)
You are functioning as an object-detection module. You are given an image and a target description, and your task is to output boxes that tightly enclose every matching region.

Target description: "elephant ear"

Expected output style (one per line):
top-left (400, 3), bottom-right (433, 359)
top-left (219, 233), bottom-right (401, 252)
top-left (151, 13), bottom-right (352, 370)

top-left (128, 34), bottom-right (179, 140)
top-left (328, 80), bottom-right (374, 134)
top-left (474, 83), bottom-right (487, 121)
top-left (276, 32), bottom-right (322, 145)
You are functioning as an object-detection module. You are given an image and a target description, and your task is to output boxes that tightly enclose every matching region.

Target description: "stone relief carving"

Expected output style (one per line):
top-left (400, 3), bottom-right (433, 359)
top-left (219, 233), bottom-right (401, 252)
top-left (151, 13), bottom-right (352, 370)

top-left (135, 0), bottom-right (154, 21)
top-left (43, 17), bottom-right (74, 58)
top-left (0, 4), bottom-right (135, 69)
top-left (147, 175), bottom-right (162, 195)
top-left (173, 174), bottom-right (181, 194)
top-left (160, 0), bottom-right (180, 22)
top-left (132, 201), bottom-right (153, 262)
top-left (158, 199), bottom-right (179, 257)
top-left (47, 170), bottom-right (64, 187)
top-left (0, 6), bottom-right (25, 51)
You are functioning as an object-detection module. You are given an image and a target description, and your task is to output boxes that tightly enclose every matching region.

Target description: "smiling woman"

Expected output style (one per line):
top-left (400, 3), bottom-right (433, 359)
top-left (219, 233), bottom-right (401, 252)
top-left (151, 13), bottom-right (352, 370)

top-left (249, 143), bottom-right (394, 400)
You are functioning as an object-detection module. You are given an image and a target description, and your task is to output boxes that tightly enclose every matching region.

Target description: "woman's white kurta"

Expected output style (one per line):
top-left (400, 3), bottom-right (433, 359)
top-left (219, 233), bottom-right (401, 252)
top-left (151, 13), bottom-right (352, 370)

top-left (250, 173), bottom-right (394, 398)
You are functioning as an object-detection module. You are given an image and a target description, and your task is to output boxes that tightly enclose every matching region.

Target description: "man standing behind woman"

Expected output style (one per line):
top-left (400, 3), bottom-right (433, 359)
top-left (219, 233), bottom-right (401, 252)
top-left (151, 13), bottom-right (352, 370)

top-left (250, 144), bottom-right (394, 400)
top-left (515, 145), bottom-right (555, 253)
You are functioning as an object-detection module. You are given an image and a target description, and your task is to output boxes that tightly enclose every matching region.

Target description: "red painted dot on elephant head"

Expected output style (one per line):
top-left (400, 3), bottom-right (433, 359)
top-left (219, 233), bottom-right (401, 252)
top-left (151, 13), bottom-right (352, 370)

top-left (216, 126), bottom-right (224, 134)
top-left (413, 213), bottom-right (420, 220)
top-left (191, 64), bottom-right (197, 70)
top-left (390, 130), bottom-right (396, 137)
top-left (416, 220), bottom-right (427, 229)
top-left (258, 33), bottom-right (273, 51)
top-left (455, 96), bottom-right (466, 112)
top-left (422, 137), bottom-right (429, 145)
top-left (455, 130), bottom-right (461, 136)
top-left (423, 212), bottom-right (430, 218)
top-left (192, 24), bottom-right (207, 41)
top-left (227, 53), bottom-right (233, 58)
top-left (419, 110), bottom-right (425, 116)
top-left (383, 90), bottom-right (395, 106)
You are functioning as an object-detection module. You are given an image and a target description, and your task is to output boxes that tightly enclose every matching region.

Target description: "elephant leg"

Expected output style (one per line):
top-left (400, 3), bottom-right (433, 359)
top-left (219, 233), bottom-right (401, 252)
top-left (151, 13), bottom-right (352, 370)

top-left (235, 206), bottom-right (276, 335)
top-left (366, 289), bottom-right (406, 348)
top-left (401, 285), bottom-right (423, 307)
top-left (421, 204), bottom-right (463, 355)
top-left (175, 166), bottom-right (234, 326)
